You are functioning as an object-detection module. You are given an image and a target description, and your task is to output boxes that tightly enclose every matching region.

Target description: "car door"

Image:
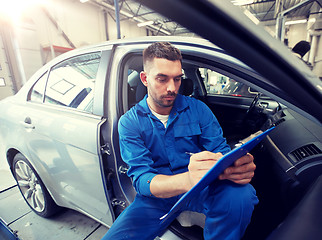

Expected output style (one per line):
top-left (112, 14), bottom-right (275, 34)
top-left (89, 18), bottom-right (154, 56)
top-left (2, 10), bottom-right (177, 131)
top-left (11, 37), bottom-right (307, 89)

top-left (197, 67), bottom-right (273, 141)
top-left (177, 45), bottom-right (278, 144)
top-left (20, 50), bottom-right (114, 226)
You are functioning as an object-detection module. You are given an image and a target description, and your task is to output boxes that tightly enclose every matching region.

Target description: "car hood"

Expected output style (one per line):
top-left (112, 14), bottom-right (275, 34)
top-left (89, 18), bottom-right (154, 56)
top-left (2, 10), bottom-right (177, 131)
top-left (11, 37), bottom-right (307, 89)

top-left (138, 0), bottom-right (322, 124)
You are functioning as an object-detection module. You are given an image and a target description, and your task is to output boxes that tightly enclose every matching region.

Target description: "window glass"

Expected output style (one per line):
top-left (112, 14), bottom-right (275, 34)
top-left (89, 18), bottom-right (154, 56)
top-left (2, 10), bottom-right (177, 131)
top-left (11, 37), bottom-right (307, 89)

top-left (44, 52), bottom-right (101, 113)
top-left (199, 68), bottom-right (257, 98)
top-left (29, 72), bottom-right (48, 103)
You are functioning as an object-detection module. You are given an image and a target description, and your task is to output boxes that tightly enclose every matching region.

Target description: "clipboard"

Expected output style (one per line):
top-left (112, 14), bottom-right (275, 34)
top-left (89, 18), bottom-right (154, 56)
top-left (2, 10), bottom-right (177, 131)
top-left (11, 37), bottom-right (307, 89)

top-left (160, 127), bottom-right (275, 224)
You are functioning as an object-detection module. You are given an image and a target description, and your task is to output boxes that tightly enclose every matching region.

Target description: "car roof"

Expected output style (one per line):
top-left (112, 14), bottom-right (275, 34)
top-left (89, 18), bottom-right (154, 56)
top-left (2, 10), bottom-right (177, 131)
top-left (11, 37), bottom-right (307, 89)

top-left (30, 36), bottom-right (223, 77)
top-left (76, 36), bottom-right (217, 51)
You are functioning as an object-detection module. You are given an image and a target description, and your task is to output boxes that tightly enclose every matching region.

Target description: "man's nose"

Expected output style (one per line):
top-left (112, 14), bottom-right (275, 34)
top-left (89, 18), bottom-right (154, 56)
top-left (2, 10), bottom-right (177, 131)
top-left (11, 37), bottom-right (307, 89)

top-left (167, 79), bottom-right (176, 92)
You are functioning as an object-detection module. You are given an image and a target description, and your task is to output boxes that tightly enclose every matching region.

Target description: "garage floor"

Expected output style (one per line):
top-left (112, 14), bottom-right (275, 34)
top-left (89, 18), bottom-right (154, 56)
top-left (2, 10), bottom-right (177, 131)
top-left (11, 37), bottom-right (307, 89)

top-left (0, 169), bottom-right (108, 240)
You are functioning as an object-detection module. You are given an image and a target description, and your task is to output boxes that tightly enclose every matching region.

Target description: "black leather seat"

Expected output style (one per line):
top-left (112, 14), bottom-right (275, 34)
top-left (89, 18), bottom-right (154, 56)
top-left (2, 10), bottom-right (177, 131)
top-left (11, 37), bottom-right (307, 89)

top-left (179, 78), bottom-right (194, 96)
top-left (135, 80), bottom-right (147, 102)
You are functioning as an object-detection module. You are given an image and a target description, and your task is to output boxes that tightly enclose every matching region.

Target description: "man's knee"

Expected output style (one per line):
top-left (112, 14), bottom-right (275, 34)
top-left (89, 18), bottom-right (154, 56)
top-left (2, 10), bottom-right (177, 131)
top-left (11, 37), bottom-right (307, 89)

top-left (229, 183), bottom-right (258, 215)
top-left (203, 182), bottom-right (258, 239)
top-left (207, 181), bottom-right (258, 219)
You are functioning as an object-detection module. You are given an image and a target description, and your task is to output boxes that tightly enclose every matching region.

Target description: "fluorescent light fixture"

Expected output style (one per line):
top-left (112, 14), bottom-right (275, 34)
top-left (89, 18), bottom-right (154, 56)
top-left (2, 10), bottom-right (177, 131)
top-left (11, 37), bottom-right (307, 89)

top-left (137, 20), bottom-right (154, 27)
top-left (232, 0), bottom-right (254, 6)
top-left (285, 19), bottom-right (307, 25)
top-left (80, 0), bottom-right (89, 3)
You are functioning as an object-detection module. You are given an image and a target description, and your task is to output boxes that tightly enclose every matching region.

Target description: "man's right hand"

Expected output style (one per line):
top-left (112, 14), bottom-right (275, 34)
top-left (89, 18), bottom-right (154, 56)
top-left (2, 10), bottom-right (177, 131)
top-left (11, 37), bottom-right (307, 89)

top-left (149, 151), bottom-right (222, 198)
top-left (187, 151), bottom-right (223, 188)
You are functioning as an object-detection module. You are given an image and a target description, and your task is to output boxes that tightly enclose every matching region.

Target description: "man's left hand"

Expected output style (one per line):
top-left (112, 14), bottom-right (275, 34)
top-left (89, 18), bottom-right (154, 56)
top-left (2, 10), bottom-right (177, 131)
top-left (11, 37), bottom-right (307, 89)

top-left (218, 153), bottom-right (256, 184)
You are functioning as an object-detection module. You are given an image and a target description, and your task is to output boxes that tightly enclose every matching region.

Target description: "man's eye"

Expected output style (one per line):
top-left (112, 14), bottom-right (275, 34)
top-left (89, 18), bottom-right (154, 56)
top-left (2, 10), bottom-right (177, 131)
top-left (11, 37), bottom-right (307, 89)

top-left (157, 77), bottom-right (166, 82)
top-left (174, 77), bottom-right (181, 82)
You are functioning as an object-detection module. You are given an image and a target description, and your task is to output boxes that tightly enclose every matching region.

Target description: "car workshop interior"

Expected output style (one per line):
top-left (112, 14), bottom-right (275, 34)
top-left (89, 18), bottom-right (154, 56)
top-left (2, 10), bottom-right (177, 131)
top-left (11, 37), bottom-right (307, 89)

top-left (1, 1), bottom-right (322, 240)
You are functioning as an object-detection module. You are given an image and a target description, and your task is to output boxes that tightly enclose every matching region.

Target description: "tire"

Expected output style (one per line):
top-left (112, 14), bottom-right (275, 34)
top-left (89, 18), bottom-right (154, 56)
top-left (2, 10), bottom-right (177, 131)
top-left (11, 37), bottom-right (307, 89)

top-left (12, 153), bottom-right (62, 217)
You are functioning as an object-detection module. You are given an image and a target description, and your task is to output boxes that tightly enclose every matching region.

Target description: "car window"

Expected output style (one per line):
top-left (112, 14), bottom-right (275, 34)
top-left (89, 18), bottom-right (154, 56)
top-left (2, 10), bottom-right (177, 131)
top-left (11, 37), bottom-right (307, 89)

top-left (199, 68), bottom-right (257, 98)
top-left (44, 52), bottom-right (101, 113)
top-left (29, 72), bottom-right (48, 103)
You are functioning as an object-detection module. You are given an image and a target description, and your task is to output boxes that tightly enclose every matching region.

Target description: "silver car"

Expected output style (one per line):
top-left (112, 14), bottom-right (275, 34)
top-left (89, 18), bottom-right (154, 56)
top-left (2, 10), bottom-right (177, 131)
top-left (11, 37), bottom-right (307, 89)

top-left (1, 1), bottom-right (322, 239)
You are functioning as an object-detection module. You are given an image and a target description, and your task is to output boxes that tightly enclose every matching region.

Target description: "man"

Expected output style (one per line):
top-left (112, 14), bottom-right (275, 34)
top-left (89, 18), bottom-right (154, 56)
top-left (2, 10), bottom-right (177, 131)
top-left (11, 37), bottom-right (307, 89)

top-left (102, 42), bottom-right (258, 240)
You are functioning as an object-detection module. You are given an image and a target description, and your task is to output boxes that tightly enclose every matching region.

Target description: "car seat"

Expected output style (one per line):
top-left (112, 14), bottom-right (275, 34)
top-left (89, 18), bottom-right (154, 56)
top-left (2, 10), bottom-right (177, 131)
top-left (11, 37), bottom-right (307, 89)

top-left (179, 78), bottom-right (194, 96)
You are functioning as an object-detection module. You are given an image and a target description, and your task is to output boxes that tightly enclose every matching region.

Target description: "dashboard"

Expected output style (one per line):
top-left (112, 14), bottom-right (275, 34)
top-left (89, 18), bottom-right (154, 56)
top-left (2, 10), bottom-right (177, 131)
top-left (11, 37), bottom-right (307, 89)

top-left (264, 108), bottom-right (322, 201)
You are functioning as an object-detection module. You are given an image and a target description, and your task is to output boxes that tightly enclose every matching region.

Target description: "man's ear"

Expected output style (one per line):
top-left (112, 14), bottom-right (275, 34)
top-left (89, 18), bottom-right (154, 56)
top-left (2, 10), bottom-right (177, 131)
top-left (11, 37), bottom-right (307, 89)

top-left (140, 71), bottom-right (148, 87)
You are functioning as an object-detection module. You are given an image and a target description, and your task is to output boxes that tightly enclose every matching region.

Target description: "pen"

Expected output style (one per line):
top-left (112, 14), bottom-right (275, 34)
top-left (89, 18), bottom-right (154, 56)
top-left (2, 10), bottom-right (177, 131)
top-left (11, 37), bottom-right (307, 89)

top-left (185, 152), bottom-right (194, 156)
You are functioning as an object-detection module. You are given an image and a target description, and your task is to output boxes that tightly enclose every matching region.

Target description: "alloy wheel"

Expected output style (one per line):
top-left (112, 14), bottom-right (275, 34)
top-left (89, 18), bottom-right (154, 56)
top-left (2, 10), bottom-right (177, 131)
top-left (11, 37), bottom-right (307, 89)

top-left (14, 160), bottom-right (45, 212)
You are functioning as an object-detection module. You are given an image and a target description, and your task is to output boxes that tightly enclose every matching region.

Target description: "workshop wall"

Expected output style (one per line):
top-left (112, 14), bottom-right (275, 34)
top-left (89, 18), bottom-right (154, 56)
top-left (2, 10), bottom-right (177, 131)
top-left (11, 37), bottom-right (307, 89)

top-left (1, 0), bottom-right (320, 96)
top-left (27, 0), bottom-right (147, 52)
top-left (0, 0), bottom-right (148, 95)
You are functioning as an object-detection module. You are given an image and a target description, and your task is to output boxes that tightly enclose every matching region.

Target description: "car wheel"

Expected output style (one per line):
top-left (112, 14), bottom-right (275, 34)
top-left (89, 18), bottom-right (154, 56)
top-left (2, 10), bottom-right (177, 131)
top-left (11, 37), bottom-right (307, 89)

top-left (13, 153), bottom-right (61, 217)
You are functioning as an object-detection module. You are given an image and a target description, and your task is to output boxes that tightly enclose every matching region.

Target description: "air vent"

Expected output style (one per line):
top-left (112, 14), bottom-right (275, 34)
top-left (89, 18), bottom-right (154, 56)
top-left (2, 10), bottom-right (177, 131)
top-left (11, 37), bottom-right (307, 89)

top-left (290, 144), bottom-right (322, 162)
top-left (274, 118), bottom-right (285, 126)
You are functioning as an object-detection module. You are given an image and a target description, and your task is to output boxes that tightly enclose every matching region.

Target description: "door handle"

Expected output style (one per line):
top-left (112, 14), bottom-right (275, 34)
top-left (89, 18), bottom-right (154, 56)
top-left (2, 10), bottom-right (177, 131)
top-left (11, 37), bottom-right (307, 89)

top-left (20, 117), bottom-right (35, 129)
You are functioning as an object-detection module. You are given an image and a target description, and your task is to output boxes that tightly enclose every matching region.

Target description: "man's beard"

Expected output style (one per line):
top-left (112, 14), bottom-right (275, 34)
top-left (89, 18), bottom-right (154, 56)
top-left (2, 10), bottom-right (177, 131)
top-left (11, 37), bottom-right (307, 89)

top-left (155, 92), bottom-right (177, 108)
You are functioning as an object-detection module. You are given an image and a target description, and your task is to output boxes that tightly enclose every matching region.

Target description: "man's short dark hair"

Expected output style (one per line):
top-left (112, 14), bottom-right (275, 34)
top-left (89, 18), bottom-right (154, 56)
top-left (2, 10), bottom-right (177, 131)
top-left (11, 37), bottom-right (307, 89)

top-left (143, 42), bottom-right (182, 71)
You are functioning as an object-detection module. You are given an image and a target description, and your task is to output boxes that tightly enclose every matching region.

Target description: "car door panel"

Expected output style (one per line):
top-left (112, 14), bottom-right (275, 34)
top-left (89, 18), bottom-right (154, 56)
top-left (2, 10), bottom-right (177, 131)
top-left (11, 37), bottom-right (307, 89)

top-left (22, 104), bottom-right (113, 225)
top-left (17, 50), bottom-right (115, 226)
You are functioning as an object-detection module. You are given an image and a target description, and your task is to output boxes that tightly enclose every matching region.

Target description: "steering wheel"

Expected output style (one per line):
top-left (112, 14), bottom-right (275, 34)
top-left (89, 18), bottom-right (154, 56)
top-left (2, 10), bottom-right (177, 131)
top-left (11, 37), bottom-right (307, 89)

top-left (246, 93), bottom-right (261, 114)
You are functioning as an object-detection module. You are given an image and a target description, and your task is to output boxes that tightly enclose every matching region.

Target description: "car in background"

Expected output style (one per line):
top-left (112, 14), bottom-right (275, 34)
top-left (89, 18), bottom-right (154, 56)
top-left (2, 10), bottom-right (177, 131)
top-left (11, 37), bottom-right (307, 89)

top-left (1, 1), bottom-right (321, 240)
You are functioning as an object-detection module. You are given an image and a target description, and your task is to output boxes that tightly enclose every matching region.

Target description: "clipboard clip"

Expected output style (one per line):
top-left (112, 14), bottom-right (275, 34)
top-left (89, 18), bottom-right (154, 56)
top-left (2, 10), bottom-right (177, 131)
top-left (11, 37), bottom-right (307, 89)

top-left (234, 130), bottom-right (263, 149)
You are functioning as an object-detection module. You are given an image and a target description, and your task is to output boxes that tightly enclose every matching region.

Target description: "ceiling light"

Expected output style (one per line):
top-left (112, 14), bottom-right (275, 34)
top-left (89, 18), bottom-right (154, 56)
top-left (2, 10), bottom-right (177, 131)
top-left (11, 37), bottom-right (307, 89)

top-left (80, 0), bottom-right (89, 3)
top-left (285, 19), bottom-right (307, 25)
top-left (232, 0), bottom-right (254, 6)
top-left (137, 20), bottom-right (154, 27)
top-left (0, 0), bottom-right (49, 24)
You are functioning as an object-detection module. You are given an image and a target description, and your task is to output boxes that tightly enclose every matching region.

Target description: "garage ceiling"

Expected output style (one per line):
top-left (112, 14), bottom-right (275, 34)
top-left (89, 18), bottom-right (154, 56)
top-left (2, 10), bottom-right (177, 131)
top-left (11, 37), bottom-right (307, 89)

top-left (242, 0), bottom-right (321, 21)
top-left (90, 0), bottom-right (322, 36)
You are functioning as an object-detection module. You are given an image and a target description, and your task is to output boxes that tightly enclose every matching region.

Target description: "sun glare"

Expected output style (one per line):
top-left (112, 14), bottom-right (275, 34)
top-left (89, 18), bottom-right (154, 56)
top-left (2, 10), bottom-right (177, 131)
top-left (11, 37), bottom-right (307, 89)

top-left (0, 0), bottom-right (48, 24)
